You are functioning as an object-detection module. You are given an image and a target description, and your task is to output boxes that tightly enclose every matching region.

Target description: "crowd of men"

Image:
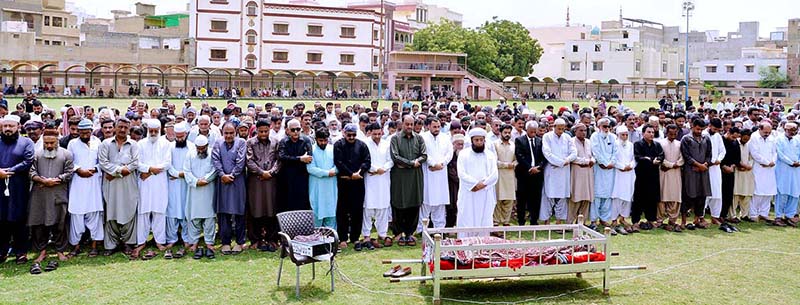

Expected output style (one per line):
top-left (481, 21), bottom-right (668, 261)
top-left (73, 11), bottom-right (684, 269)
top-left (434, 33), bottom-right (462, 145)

top-left (1, 95), bottom-right (799, 275)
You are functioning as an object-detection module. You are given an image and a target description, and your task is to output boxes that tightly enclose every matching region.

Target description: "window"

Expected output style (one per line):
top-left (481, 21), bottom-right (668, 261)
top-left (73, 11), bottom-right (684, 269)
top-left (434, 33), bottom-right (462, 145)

top-left (635, 60), bottom-right (641, 72)
top-left (51, 41), bottom-right (61, 46)
top-left (706, 66), bottom-right (717, 73)
top-left (44, 16), bottom-right (50, 26)
top-left (53, 17), bottom-right (63, 27)
top-left (580, 33), bottom-right (586, 39)
top-left (307, 52), bottom-right (322, 64)
top-left (341, 26), bottom-right (355, 38)
top-left (673, 38), bottom-right (679, 42)
top-left (572, 45), bottom-right (578, 52)
top-left (592, 61), bottom-right (603, 71)
top-left (307, 25), bottom-right (323, 36)
top-left (210, 20), bottom-right (227, 32)
top-left (594, 44), bottom-right (601, 52)
top-left (272, 51), bottom-right (288, 62)
top-left (245, 54), bottom-right (257, 69)
top-left (622, 31), bottom-right (629, 38)
top-left (662, 61), bottom-right (667, 73)
top-left (340, 54), bottom-right (355, 65)
top-left (726, 65), bottom-right (735, 73)
top-left (273, 23), bottom-right (288, 35)
top-left (373, 29), bottom-right (379, 40)
top-left (210, 0), bottom-right (229, 4)
top-left (246, 2), bottom-right (258, 16)
top-left (769, 65), bottom-right (780, 72)
top-left (680, 62), bottom-right (685, 73)
top-left (44, 40), bottom-right (50, 46)
top-left (210, 49), bottom-right (227, 61)
top-left (745, 65), bottom-right (755, 73)
top-left (570, 62), bottom-right (581, 71)
top-left (246, 30), bottom-right (257, 44)
top-left (373, 55), bottom-right (379, 66)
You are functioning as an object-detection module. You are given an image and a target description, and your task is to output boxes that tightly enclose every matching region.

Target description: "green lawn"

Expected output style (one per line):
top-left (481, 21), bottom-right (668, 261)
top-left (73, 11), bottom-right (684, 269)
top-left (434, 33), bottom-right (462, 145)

top-left (3, 98), bottom-right (661, 115)
top-left (2, 221), bottom-right (800, 304)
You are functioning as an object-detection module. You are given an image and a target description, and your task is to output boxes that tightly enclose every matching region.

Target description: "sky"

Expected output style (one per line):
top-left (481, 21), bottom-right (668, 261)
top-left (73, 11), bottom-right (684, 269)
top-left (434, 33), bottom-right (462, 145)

top-left (73, 0), bottom-right (799, 37)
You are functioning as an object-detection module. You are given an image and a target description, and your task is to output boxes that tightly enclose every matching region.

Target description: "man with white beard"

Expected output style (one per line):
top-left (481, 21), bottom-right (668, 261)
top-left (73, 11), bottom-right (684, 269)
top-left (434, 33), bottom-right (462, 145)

top-left (184, 135), bottom-right (218, 259)
top-left (67, 119), bottom-right (104, 257)
top-left (456, 128), bottom-right (498, 237)
top-left (165, 122), bottom-right (193, 258)
top-left (135, 119), bottom-right (172, 260)
top-left (418, 117), bottom-right (452, 232)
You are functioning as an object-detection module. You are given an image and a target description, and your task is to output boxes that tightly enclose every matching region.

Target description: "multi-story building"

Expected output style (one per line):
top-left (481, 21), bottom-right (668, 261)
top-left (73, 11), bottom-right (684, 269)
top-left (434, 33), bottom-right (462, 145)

top-left (0, 0), bottom-right (80, 46)
top-left (693, 46), bottom-right (786, 88)
top-left (533, 17), bottom-right (686, 85)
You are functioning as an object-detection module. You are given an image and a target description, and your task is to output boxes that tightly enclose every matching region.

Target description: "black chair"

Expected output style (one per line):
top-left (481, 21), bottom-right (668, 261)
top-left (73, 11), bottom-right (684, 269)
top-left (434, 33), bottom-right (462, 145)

top-left (276, 210), bottom-right (338, 298)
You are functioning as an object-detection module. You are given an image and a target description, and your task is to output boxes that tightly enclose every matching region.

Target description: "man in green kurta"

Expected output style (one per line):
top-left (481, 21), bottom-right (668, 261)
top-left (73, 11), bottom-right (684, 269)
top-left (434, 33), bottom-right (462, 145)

top-left (390, 115), bottom-right (427, 246)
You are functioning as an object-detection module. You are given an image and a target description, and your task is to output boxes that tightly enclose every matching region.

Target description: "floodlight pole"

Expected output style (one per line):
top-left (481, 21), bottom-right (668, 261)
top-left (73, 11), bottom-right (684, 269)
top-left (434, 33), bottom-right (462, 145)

top-left (683, 1), bottom-right (694, 101)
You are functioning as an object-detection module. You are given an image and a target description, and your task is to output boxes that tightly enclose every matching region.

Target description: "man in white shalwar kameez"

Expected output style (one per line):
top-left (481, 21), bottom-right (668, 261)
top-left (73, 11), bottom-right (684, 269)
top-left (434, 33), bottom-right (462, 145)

top-left (456, 128), bottom-right (498, 237)
top-left (418, 118), bottom-right (453, 232)
top-left (165, 122), bottom-right (194, 258)
top-left (749, 122), bottom-right (777, 223)
top-left (67, 119), bottom-right (104, 256)
top-left (362, 123), bottom-right (394, 247)
top-left (135, 119), bottom-right (172, 257)
top-left (703, 118), bottom-right (726, 223)
top-left (611, 126), bottom-right (636, 235)
top-left (541, 119), bottom-right (577, 224)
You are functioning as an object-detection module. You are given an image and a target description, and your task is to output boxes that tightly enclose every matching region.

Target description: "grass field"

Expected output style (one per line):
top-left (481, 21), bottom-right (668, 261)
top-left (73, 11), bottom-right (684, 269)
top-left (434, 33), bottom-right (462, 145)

top-left (3, 98), bottom-right (661, 115)
top-left (2, 220), bottom-right (800, 305)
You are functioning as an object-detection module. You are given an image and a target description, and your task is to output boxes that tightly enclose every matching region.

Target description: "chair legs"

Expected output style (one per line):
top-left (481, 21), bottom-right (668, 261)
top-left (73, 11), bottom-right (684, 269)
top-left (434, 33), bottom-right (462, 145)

top-left (295, 265), bottom-right (301, 298)
top-left (330, 259), bottom-right (335, 292)
top-left (277, 257), bottom-right (284, 286)
top-left (312, 262), bottom-right (316, 280)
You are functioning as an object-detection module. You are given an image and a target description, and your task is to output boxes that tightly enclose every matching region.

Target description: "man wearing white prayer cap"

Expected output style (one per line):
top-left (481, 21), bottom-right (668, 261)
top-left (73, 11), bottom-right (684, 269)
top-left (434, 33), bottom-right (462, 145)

top-left (455, 125), bottom-right (498, 237)
top-left (67, 118), bottom-right (105, 257)
top-left (184, 134), bottom-right (218, 259)
top-left (164, 121), bottom-right (194, 258)
top-left (0, 113), bottom-right (35, 263)
top-left (540, 118), bottom-right (577, 224)
top-left (134, 117), bottom-right (172, 259)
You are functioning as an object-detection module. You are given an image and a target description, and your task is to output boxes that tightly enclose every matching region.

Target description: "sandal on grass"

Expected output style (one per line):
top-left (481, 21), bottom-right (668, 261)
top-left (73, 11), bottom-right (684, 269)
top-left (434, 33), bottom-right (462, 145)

top-left (44, 261), bottom-right (58, 272)
top-left (30, 263), bottom-right (42, 275)
top-left (141, 250), bottom-right (157, 260)
top-left (163, 250), bottom-right (173, 260)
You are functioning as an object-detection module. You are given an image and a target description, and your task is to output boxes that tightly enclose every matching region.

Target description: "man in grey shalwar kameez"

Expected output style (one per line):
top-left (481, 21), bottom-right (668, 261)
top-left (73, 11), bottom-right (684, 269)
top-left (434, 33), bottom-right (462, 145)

top-left (212, 122), bottom-right (247, 255)
top-left (98, 118), bottom-right (140, 258)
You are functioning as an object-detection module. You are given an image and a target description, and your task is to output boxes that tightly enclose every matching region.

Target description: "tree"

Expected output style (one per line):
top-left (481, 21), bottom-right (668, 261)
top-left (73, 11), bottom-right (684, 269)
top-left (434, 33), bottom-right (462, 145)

top-left (480, 18), bottom-right (543, 80)
top-left (408, 20), bottom-right (502, 80)
top-left (758, 66), bottom-right (789, 88)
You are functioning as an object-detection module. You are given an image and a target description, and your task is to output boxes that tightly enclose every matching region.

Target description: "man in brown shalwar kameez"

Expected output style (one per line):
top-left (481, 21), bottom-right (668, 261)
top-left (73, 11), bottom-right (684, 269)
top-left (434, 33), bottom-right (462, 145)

top-left (658, 124), bottom-right (684, 232)
top-left (245, 119), bottom-right (281, 252)
top-left (28, 130), bottom-right (74, 274)
top-left (569, 123), bottom-right (594, 225)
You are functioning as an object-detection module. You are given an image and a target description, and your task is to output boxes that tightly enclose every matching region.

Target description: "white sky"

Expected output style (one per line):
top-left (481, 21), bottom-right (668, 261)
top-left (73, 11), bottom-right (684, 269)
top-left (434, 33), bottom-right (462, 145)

top-left (73, 0), bottom-right (798, 37)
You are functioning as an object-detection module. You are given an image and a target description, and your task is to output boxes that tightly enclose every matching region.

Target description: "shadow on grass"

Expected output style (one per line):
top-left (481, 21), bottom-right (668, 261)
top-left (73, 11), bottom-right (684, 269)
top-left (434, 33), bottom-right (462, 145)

top-left (414, 276), bottom-right (610, 304)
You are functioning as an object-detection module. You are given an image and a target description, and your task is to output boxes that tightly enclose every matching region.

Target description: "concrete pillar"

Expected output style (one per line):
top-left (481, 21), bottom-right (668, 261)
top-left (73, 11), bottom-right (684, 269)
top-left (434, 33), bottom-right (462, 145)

top-left (387, 72), bottom-right (397, 98)
top-left (422, 76), bottom-right (432, 94)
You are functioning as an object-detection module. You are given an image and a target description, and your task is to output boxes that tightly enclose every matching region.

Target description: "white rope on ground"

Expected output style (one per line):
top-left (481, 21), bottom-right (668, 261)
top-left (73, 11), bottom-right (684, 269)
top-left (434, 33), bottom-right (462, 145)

top-left (332, 248), bottom-right (800, 305)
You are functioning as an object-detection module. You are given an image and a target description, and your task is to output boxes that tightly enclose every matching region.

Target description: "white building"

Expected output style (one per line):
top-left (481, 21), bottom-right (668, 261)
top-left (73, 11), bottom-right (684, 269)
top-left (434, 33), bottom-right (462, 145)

top-left (693, 47), bottom-right (787, 87)
top-left (190, 1), bottom-right (383, 76)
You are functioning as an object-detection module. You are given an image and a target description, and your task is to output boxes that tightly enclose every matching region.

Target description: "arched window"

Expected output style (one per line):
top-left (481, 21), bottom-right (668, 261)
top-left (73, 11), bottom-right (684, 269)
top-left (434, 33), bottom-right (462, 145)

top-left (245, 54), bottom-right (257, 69)
top-left (245, 29), bottom-right (257, 44)
top-left (246, 1), bottom-right (258, 16)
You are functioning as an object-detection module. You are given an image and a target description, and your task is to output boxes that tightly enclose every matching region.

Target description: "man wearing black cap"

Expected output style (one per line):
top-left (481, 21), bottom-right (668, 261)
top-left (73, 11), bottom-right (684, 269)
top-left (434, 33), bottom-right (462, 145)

top-left (334, 124), bottom-right (371, 250)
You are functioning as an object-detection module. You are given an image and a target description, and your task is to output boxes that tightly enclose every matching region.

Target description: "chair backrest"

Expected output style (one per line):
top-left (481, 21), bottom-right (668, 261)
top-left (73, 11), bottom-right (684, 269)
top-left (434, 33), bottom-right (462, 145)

top-left (277, 210), bottom-right (316, 239)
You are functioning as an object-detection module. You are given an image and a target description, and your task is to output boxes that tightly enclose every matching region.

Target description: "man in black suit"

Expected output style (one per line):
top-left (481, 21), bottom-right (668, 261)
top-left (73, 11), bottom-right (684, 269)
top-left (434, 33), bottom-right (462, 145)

top-left (515, 121), bottom-right (547, 225)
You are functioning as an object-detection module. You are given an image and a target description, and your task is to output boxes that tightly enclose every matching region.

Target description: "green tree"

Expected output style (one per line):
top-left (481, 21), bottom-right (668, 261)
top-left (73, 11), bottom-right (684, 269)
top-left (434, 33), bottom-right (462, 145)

top-left (408, 20), bottom-right (502, 80)
top-left (480, 18), bottom-right (543, 79)
top-left (758, 66), bottom-right (789, 88)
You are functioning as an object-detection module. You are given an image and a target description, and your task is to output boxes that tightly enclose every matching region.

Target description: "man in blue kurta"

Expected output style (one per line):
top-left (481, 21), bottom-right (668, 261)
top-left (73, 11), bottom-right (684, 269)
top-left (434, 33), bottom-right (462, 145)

top-left (0, 115), bottom-right (35, 264)
top-left (590, 118), bottom-right (616, 229)
top-left (307, 128), bottom-right (338, 230)
top-left (165, 122), bottom-right (193, 258)
top-left (774, 122), bottom-right (800, 227)
top-left (212, 122), bottom-right (247, 255)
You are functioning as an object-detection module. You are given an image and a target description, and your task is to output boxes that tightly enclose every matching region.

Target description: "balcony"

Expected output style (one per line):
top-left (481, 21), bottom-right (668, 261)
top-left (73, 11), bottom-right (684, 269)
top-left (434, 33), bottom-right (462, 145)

top-left (388, 61), bottom-right (465, 72)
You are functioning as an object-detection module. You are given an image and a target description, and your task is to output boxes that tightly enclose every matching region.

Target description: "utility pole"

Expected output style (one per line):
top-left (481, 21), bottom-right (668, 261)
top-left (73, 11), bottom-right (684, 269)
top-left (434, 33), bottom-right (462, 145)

top-left (682, 1), bottom-right (694, 101)
top-left (377, 0), bottom-right (384, 100)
